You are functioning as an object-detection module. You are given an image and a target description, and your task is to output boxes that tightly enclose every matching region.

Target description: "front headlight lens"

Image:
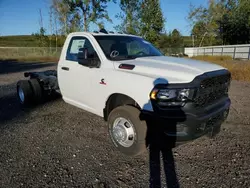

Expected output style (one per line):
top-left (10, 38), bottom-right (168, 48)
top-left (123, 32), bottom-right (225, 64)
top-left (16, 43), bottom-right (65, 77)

top-left (157, 89), bottom-right (177, 100)
top-left (150, 88), bottom-right (195, 107)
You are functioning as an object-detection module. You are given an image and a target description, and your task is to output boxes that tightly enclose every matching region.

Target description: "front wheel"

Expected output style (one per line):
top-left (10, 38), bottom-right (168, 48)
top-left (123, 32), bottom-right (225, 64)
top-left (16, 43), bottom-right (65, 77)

top-left (108, 106), bottom-right (147, 156)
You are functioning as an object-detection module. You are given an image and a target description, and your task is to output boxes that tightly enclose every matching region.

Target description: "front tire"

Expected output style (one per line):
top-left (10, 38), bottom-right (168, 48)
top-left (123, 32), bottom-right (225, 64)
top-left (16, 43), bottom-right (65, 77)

top-left (108, 106), bottom-right (147, 156)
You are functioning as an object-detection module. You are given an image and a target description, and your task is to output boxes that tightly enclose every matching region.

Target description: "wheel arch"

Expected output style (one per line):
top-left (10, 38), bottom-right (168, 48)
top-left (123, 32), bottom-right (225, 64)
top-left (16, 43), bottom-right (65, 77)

top-left (103, 93), bottom-right (141, 121)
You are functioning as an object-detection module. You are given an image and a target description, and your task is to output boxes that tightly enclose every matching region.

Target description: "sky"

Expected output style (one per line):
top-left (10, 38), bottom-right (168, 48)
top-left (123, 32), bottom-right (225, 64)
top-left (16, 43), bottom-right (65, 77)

top-left (0, 0), bottom-right (207, 36)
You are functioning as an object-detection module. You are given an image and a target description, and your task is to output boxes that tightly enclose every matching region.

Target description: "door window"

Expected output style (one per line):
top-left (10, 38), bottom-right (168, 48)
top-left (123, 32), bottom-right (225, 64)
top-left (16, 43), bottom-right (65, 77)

top-left (66, 37), bottom-right (96, 61)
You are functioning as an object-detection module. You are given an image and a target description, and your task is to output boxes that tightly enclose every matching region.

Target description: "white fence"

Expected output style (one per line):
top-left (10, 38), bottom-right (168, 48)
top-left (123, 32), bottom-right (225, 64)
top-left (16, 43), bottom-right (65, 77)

top-left (185, 44), bottom-right (250, 60)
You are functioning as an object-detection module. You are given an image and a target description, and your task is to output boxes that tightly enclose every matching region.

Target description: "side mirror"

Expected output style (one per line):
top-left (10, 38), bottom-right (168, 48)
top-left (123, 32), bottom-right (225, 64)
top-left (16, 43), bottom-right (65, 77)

top-left (77, 47), bottom-right (88, 65)
top-left (77, 47), bottom-right (100, 68)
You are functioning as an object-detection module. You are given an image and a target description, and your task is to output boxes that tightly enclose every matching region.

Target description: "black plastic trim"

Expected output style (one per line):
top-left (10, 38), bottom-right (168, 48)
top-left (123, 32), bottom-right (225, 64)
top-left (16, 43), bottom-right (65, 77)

top-left (141, 98), bottom-right (231, 143)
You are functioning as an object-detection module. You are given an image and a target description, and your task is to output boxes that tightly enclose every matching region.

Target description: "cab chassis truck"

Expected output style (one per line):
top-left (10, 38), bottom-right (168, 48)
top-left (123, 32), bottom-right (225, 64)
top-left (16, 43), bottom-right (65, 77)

top-left (16, 29), bottom-right (231, 156)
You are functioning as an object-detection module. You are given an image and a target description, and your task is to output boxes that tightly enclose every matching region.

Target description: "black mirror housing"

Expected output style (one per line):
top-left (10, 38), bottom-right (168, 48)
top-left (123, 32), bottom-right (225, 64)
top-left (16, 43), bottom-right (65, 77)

top-left (77, 48), bottom-right (100, 68)
top-left (77, 47), bottom-right (88, 65)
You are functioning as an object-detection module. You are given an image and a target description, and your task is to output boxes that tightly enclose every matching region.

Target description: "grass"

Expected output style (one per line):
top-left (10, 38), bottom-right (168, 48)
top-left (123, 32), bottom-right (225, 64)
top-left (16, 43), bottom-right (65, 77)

top-left (0, 47), bottom-right (61, 63)
top-left (0, 35), bottom-right (66, 47)
top-left (192, 55), bottom-right (250, 82)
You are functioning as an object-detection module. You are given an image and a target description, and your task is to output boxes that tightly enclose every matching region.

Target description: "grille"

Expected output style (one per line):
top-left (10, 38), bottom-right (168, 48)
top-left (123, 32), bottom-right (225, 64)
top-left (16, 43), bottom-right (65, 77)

top-left (194, 74), bottom-right (231, 107)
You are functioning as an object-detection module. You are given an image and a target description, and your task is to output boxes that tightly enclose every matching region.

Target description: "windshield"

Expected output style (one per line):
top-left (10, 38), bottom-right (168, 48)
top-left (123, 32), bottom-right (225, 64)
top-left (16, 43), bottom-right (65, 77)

top-left (94, 35), bottom-right (163, 60)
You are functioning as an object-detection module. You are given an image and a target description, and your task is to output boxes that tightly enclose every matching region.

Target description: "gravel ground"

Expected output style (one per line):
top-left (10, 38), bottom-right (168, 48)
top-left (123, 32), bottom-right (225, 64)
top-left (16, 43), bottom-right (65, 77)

top-left (0, 60), bottom-right (249, 188)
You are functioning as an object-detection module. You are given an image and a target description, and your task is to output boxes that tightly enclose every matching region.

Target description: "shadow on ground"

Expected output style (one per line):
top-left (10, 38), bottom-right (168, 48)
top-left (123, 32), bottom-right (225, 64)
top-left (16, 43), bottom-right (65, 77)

top-left (0, 83), bottom-right (61, 128)
top-left (140, 78), bottom-right (187, 188)
top-left (143, 117), bottom-right (183, 188)
top-left (0, 59), bottom-right (55, 75)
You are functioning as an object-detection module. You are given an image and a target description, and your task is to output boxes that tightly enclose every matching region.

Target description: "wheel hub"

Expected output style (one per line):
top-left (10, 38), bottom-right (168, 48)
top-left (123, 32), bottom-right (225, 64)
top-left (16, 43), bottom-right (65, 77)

top-left (112, 117), bottom-right (135, 147)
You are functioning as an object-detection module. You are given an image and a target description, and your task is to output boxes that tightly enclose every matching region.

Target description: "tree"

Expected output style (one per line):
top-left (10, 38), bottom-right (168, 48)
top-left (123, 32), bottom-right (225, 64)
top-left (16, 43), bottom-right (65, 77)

top-left (188, 0), bottom-right (226, 46)
top-left (191, 21), bottom-right (215, 46)
top-left (140, 0), bottom-right (164, 44)
top-left (170, 29), bottom-right (183, 48)
top-left (68, 11), bottom-right (82, 32)
top-left (220, 0), bottom-right (250, 44)
top-left (156, 33), bottom-right (170, 54)
top-left (65, 0), bottom-right (115, 31)
top-left (188, 0), bottom-right (250, 45)
top-left (51, 0), bottom-right (71, 34)
top-left (115, 0), bottom-right (142, 34)
top-left (34, 9), bottom-right (48, 47)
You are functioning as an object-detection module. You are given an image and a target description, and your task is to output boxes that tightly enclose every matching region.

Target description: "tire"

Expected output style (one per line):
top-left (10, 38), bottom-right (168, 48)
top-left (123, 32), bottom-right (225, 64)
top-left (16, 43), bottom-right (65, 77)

top-left (29, 79), bottom-right (43, 104)
top-left (17, 80), bottom-right (33, 105)
top-left (108, 105), bottom-right (147, 156)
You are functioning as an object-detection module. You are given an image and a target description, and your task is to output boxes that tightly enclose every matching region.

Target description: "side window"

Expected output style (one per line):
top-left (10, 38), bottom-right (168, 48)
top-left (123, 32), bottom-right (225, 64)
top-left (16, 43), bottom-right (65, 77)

top-left (66, 36), bottom-right (96, 61)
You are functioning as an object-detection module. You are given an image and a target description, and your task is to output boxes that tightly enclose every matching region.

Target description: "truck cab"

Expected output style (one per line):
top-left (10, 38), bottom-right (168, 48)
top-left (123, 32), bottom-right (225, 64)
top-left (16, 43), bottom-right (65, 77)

top-left (17, 30), bottom-right (231, 156)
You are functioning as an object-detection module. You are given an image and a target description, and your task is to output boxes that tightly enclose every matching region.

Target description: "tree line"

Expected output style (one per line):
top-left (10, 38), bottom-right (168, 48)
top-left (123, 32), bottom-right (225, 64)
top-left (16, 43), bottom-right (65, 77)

top-left (32, 0), bottom-right (250, 51)
top-left (189, 0), bottom-right (250, 46)
top-left (32, 0), bottom-right (184, 54)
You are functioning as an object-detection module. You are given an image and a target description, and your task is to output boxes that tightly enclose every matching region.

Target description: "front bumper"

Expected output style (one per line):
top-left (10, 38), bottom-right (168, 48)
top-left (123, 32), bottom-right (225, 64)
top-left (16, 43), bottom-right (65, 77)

top-left (141, 97), bottom-right (231, 143)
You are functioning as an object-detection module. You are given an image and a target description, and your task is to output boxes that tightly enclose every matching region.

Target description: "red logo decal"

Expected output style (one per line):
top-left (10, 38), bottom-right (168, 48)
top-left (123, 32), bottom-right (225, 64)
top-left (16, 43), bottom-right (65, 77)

top-left (100, 79), bottom-right (106, 85)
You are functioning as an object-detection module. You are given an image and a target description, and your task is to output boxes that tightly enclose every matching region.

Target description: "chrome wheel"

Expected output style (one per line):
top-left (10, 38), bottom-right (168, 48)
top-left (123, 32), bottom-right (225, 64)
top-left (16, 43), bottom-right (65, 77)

top-left (18, 87), bottom-right (25, 103)
top-left (112, 117), bottom-right (135, 147)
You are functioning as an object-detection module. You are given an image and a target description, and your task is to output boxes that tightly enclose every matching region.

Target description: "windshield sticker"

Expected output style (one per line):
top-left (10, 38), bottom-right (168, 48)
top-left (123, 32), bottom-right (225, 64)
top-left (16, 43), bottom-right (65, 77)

top-left (70, 39), bottom-right (85, 53)
top-left (110, 50), bottom-right (119, 58)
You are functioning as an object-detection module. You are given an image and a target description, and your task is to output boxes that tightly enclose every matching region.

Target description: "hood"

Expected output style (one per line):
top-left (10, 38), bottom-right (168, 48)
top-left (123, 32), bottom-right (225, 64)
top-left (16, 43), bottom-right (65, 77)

top-left (113, 56), bottom-right (225, 83)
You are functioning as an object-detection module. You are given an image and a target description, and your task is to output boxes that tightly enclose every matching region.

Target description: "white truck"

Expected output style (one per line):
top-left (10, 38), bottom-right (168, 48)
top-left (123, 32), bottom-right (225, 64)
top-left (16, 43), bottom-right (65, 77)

top-left (16, 29), bottom-right (231, 156)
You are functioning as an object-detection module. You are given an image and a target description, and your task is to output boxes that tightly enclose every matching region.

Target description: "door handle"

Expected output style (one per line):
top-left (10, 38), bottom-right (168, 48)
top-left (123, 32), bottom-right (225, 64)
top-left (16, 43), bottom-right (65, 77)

top-left (61, 67), bottom-right (69, 71)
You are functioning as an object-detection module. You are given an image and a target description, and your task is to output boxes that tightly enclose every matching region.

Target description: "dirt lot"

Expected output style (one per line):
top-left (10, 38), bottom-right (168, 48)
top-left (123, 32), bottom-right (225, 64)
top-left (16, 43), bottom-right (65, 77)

top-left (0, 60), bottom-right (250, 188)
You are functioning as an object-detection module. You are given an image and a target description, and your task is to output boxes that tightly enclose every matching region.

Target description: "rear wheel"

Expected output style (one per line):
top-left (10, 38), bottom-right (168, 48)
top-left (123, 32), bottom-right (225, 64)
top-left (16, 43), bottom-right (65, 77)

top-left (28, 79), bottom-right (43, 104)
top-left (108, 105), bottom-right (147, 156)
top-left (17, 80), bottom-right (33, 105)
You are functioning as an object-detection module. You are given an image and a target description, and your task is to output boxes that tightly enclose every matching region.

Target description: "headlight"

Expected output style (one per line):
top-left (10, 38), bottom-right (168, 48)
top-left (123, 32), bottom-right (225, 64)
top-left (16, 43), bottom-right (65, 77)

top-left (150, 88), bottom-right (195, 107)
top-left (157, 89), bottom-right (177, 100)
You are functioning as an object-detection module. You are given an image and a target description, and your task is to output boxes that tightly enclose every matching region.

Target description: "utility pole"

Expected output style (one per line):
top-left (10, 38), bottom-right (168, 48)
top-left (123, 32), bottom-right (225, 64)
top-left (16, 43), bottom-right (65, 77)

top-left (54, 10), bottom-right (58, 52)
top-left (39, 8), bottom-right (43, 30)
top-left (49, 7), bottom-right (53, 53)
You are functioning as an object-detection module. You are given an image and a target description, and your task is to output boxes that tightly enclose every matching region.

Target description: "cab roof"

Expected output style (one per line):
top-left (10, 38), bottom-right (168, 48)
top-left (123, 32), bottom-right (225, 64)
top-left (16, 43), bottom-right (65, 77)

top-left (69, 29), bottom-right (141, 38)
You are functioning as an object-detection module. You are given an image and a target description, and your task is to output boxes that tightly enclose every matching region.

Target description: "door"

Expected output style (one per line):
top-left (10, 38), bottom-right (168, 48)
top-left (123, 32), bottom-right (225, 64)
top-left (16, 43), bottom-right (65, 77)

top-left (58, 36), bottom-right (101, 113)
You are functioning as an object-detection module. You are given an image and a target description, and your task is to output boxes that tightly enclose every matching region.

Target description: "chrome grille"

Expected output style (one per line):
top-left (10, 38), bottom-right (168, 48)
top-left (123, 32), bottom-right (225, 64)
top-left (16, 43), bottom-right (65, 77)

top-left (194, 74), bottom-right (231, 107)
